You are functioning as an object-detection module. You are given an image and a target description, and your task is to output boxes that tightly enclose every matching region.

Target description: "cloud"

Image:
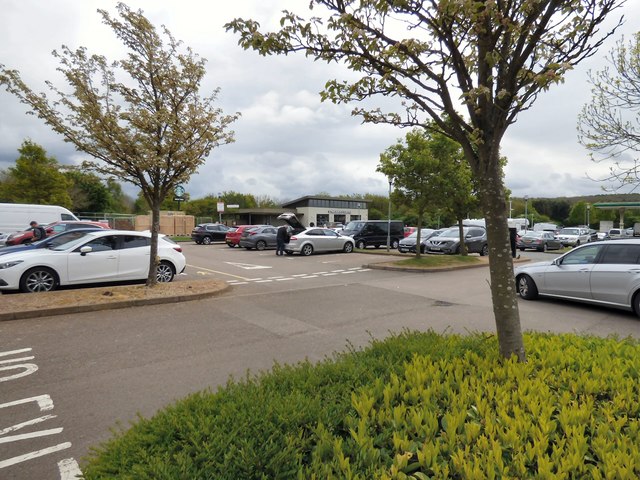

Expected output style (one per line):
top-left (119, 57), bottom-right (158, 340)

top-left (1, 0), bottom-right (639, 204)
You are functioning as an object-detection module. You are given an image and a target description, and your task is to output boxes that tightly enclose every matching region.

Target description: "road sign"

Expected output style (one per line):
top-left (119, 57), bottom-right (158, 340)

top-left (217, 202), bottom-right (224, 213)
top-left (173, 196), bottom-right (185, 202)
top-left (227, 204), bottom-right (240, 208)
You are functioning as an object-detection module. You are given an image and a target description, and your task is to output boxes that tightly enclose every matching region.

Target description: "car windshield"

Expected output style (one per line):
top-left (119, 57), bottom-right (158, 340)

top-left (524, 232), bottom-right (544, 238)
top-left (51, 232), bottom-right (94, 251)
top-left (560, 228), bottom-right (580, 235)
top-left (408, 229), bottom-right (434, 239)
top-left (344, 221), bottom-right (365, 231)
top-left (437, 227), bottom-right (466, 238)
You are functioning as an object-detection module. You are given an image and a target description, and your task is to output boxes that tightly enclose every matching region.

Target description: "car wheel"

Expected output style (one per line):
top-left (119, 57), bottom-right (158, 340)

top-left (285, 251), bottom-right (293, 255)
top-left (519, 247), bottom-right (525, 251)
top-left (202, 236), bottom-right (212, 245)
top-left (356, 240), bottom-right (366, 250)
top-left (227, 243), bottom-right (234, 248)
top-left (156, 261), bottom-right (175, 283)
top-left (374, 244), bottom-right (381, 249)
top-left (542, 243), bottom-right (548, 252)
top-left (301, 244), bottom-right (314, 256)
top-left (632, 291), bottom-right (640, 317)
top-left (195, 240), bottom-right (202, 245)
top-left (244, 247), bottom-right (252, 250)
top-left (480, 244), bottom-right (489, 256)
top-left (20, 267), bottom-right (58, 293)
top-left (256, 240), bottom-right (267, 251)
top-left (343, 242), bottom-right (354, 253)
top-left (391, 239), bottom-right (399, 249)
top-left (574, 240), bottom-right (580, 247)
top-left (516, 274), bottom-right (538, 300)
top-left (420, 245), bottom-right (426, 254)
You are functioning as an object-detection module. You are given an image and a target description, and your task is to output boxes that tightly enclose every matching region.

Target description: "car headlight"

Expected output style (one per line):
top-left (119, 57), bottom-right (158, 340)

top-left (0, 260), bottom-right (24, 270)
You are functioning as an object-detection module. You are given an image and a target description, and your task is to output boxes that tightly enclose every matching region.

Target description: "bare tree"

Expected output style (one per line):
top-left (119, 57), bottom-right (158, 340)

top-left (226, 1), bottom-right (623, 359)
top-left (1, 3), bottom-right (239, 286)
top-left (579, 32), bottom-right (640, 190)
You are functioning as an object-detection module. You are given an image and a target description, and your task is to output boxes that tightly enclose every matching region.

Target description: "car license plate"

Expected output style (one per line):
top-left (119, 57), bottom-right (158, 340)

top-left (431, 247), bottom-right (441, 251)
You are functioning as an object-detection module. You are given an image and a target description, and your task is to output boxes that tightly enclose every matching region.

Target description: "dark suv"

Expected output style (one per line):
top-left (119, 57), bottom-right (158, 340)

top-left (425, 226), bottom-right (488, 256)
top-left (191, 224), bottom-right (231, 245)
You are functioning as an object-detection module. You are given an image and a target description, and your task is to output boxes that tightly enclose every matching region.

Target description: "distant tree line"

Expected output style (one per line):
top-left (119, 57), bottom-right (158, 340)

top-left (2, 140), bottom-right (639, 227)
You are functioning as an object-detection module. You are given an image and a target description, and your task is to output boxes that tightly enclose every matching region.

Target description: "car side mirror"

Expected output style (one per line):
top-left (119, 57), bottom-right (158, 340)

top-left (80, 246), bottom-right (93, 256)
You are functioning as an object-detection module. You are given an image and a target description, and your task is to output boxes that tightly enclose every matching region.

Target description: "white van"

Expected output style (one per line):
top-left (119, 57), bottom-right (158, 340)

top-left (0, 203), bottom-right (79, 235)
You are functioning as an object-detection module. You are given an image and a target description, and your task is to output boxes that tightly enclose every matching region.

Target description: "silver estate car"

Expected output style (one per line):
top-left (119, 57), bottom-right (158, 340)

top-left (514, 239), bottom-right (640, 316)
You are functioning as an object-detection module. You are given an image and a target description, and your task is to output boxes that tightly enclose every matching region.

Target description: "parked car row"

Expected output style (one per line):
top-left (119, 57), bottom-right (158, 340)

top-left (3, 220), bottom-right (110, 246)
top-left (0, 229), bottom-right (185, 293)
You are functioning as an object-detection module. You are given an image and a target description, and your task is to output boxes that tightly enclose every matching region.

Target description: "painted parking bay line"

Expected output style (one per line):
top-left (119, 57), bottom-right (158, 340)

top-left (186, 264), bottom-right (254, 281)
top-left (225, 262), bottom-right (272, 270)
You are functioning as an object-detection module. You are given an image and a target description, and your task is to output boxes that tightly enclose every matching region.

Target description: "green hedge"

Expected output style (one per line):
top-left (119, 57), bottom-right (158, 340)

top-left (82, 332), bottom-right (640, 479)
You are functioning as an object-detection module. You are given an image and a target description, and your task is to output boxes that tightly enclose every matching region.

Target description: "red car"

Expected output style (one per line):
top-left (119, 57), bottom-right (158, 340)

top-left (404, 226), bottom-right (416, 238)
top-left (5, 220), bottom-right (110, 246)
top-left (225, 225), bottom-right (269, 247)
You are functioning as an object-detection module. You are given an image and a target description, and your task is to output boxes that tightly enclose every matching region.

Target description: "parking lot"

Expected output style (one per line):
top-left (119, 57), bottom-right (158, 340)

top-left (2, 241), bottom-right (639, 479)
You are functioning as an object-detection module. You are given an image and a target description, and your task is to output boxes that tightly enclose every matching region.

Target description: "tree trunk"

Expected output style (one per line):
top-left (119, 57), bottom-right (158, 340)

top-left (415, 210), bottom-right (424, 259)
top-left (478, 162), bottom-right (526, 361)
top-left (146, 202), bottom-right (160, 287)
top-left (457, 219), bottom-right (467, 256)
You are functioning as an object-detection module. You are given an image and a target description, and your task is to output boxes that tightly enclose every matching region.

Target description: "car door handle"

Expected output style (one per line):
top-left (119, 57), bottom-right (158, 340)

top-left (107, 256), bottom-right (117, 260)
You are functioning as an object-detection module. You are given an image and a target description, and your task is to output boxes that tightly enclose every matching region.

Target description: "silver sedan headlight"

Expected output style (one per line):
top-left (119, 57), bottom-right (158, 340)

top-left (0, 260), bottom-right (24, 269)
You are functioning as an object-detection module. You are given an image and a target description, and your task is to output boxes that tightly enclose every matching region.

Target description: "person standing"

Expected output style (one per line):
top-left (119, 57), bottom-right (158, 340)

top-left (29, 220), bottom-right (46, 242)
top-left (276, 225), bottom-right (288, 256)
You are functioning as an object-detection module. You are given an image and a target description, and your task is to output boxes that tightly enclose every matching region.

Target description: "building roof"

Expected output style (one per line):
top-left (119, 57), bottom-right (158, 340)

top-left (280, 195), bottom-right (369, 208)
top-left (592, 202), bottom-right (640, 209)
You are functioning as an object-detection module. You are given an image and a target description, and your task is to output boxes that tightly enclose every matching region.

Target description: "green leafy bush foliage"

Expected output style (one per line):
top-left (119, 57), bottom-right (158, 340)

top-left (82, 332), bottom-right (640, 479)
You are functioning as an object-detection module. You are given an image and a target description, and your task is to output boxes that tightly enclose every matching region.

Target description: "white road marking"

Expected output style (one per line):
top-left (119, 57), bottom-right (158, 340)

top-left (292, 274), bottom-right (308, 277)
top-left (275, 278), bottom-right (294, 281)
top-left (267, 276), bottom-right (284, 279)
top-left (0, 363), bottom-right (38, 382)
top-left (0, 348), bottom-right (32, 358)
top-left (0, 355), bottom-right (35, 365)
top-left (301, 275), bottom-right (318, 279)
top-left (0, 428), bottom-right (64, 444)
top-left (322, 273), bottom-right (338, 276)
top-left (58, 458), bottom-right (82, 480)
top-left (341, 270), bottom-right (356, 274)
top-left (332, 269), bottom-right (346, 272)
top-left (254, 280), bottom-right (273, 283)
top-left (0, 395), bottom-right (54, 411)
top-left (0, 443), bottom-right (71, 469)
top-left (186, 264), bottom-right (253, 281)
top-left (313, 272), bottom-right (328, 275)
top-left (225, 262), bottom-right (272, 270)
top-left (0, 415), bottom-right (57, 436)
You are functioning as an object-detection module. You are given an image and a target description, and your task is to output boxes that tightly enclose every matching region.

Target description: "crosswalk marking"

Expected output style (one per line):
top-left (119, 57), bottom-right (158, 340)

top-left (223, 268), bottom-right (369, 286)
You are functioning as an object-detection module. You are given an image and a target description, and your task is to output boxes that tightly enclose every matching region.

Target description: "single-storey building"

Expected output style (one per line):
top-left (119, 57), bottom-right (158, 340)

top-left (222, 195), bottom-right (369, 227)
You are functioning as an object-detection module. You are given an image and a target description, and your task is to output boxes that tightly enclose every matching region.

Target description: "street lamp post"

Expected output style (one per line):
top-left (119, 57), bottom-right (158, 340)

top-left (386, 177), bottom-right (392, 252)
top-left (587, 204), bottom-right (591, 228)
top-left (524, 195), bottom-right (529, 231)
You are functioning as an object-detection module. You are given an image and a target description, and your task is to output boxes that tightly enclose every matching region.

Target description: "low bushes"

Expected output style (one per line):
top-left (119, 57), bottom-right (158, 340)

top-left (82, 332), bottom-right (640, 479)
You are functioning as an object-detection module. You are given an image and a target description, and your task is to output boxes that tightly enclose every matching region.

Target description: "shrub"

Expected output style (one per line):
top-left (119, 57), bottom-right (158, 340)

top-left (82, 332), bottom-right (640, 479)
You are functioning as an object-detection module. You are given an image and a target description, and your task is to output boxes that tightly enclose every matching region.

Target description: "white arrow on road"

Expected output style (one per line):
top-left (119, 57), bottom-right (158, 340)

top-left (225, 262), bottom-right (272, 270)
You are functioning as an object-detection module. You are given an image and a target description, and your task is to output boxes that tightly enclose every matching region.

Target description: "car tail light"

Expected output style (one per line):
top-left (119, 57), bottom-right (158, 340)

top-left (250, 232), bottom-right (257, 236)
top-left (173, 246), bottom-right (183, 253)
top-left (290, 236), bottom-right (298, 241)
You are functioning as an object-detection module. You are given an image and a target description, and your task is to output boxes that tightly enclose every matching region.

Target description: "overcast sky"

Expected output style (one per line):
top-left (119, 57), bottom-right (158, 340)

top-left (1, 1), bottom-right (638, 203)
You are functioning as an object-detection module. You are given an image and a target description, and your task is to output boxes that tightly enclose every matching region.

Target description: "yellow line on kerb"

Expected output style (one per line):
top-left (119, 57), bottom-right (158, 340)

top-left (186, 264), bottom-right (252, 281)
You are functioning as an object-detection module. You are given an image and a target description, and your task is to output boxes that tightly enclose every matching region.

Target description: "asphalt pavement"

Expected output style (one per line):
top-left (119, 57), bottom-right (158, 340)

top-left (1, 243), bottom-right (638, 479)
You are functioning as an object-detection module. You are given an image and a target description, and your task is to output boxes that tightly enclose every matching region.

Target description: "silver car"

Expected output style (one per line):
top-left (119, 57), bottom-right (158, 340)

top-left (284, 228), bottom-right (355, 256)
top-left (514, 239), bottom-right (640, 316)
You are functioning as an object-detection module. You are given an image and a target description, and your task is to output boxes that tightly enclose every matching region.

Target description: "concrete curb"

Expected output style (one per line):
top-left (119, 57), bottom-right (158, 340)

top-left (364, 257), bottom-right (531, 273)
top-left (0, 283), bottom-right (230, 322)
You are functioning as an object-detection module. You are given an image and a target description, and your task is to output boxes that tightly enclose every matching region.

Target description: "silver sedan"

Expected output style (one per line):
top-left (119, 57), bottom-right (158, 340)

top-left (514, 239), bottom-right (640, 316)
top-left (285, 228), bottom-right (355, 256)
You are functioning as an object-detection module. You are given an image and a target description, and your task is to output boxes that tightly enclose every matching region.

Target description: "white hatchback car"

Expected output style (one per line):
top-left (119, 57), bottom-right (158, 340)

top-left (0, 230), bottom-right (185, 293)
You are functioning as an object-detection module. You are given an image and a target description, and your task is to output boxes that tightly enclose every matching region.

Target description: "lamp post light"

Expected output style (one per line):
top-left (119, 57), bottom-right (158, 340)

top-left (387, 177), bottom-right (393, 252)
top-left (524, 195), bottom-right (529, 231)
